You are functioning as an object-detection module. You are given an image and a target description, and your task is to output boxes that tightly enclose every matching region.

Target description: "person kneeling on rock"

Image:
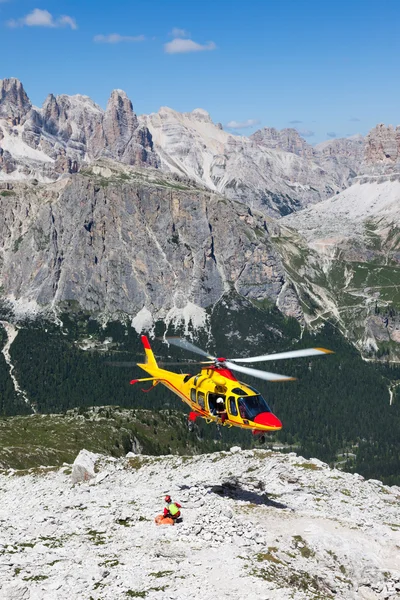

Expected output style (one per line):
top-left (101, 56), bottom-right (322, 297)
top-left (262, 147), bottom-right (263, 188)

top-left (155, 495), bottom-right (182, 526)
top-left (164, 495), bottom-right (182, 520)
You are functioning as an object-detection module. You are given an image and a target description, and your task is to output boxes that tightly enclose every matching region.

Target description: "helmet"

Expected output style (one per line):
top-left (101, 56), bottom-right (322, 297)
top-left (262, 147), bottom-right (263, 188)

top-left (216, 397), bottom-right (224, 404)
top-left (165, 495), bottom-right (171, 503)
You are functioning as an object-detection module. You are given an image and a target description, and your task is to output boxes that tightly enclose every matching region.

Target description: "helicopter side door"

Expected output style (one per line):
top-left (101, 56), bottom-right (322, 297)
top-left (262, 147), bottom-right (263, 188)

top-left (227, 396), bottom-right (242, 425)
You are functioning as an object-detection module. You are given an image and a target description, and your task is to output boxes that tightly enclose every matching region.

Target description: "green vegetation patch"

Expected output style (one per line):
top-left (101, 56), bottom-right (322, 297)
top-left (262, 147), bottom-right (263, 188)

top-left (293, 462), bottom-right (321, 470)
top-left (293, 535), bottom-right (315, 559)
top-left (256, 551), bottom-right (283, 565)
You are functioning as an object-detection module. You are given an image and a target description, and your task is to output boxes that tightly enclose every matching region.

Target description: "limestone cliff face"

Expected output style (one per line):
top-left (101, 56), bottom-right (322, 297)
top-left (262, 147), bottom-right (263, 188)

top-left (250, 127), bottom-right (316, 158)
top-left (315, 134), bottom-right (365, 174)
top-left (0, 162), bottom-right (299, 322)
top-left (144, 108), bottom-right (352, 217)
top-left (0, 79), bottom-right (158, 182)
top-left (364, 123), bottom-right (400, 167)
top-left (282, 175), bottom-right (400, 357)
top-left (0, 78), bottom-right (362, 217)
top-left (0, 78), bottom-right (31, 124)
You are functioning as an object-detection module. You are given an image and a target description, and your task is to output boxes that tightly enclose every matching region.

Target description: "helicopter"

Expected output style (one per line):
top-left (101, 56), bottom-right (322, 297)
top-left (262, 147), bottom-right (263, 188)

top-left (129, 335), bottom-right (333, 439)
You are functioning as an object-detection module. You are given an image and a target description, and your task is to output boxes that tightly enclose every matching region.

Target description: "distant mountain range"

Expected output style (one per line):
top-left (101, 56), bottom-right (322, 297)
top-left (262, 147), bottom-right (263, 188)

top-left (1, 77), bottom-right (400, 357)
top-left (0, 77), bottom-right (372, 215)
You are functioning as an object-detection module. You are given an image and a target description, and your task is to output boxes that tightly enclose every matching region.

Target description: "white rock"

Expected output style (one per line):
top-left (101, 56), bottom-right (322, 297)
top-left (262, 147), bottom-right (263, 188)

top-left (71, 449), bottom-right (99, 484)
top-left (230, 446), bottom-right (242, 454)
top-left (2, 584), bottom-right (30, 600)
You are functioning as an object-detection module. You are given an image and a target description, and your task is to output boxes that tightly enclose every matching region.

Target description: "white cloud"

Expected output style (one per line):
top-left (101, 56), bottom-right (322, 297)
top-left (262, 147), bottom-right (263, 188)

top-left (164, 38), bottom-right (216, 54)
top-left (170, 27), bottom-right (190, 38)
top-left (226, 119), bottom-right (260, 129)
top-left (7, 8), bottom-right (77, 29)
top-left (58, 15), bottom-right (77, 29)
top-left (94, 33), bottom-right (145, 44)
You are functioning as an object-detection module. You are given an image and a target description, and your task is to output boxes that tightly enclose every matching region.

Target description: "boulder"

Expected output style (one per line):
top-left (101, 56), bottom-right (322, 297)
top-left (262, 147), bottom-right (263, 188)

top-left (2, 584), bottom-right (30, 600)
top-left (71, 449), bottom-right (99, 484)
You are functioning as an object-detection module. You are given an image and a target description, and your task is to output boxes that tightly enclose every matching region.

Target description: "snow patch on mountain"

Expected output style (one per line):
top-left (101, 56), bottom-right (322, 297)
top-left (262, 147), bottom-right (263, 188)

top-left (283, 177), bottom-right (400, 247)
top-left (165, 301), bottom-right (209, 337)
top-left (131, 307), bottom-right (154, 334)
top-left (0, 126), bottom-right (54, 163)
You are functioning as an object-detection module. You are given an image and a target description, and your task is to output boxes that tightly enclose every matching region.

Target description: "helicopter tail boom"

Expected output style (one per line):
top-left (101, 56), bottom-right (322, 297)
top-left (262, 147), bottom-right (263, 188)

top-left (140, 335), bottom-right (158, 368)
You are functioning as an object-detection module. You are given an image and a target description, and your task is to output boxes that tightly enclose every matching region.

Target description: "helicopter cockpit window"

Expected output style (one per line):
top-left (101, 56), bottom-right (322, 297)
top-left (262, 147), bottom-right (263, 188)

top-left (190, 388), bottom-right (196, 403)
top-left (197, 391), bottom-right (205, 409)
top-left (238, 394), bottom-right (271, 421)
top-left (228, 396), bottom-right (238, 417)
top-left (231, 388), bottom-right (248, 396)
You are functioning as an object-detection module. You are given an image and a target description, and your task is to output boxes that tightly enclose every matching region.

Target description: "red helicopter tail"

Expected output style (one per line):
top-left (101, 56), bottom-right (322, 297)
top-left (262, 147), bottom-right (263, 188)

top-left (140, 335), bottom-right (158, 368)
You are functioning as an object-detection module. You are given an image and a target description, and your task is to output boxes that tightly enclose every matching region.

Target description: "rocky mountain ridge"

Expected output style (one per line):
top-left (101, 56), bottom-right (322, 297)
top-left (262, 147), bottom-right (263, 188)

top-left (2, 77), bottom-right (400, 356)
top-left (0, 77), bottom-right (384, 218)
top-left (282, 174), bottom-right (400, 354)
top-left (0, 161), bottom-right (302, 324)
top-left (0, 78), bottom-right (158, 183)
top-left (1, 448), bottom-right (399, 600)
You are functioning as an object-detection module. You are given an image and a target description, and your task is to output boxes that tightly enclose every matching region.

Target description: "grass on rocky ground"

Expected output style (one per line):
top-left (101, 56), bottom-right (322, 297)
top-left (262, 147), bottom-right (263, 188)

top-left (0, 406), bottom-right (224, 470)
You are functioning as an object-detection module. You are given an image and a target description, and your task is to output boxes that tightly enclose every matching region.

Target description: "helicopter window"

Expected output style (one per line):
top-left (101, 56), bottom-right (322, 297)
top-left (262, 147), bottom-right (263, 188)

top-left (232, 388), bottom-right (248, 396)
top-left (228, 396), bottom-right (238, 417)
top-left (238, 394), bottom-right (271, 420)
top-left (197, 391), bottom-right (205, 409)
top-left (194, 376), bottom-right (199, 386)
top-left (190, 388), bottom-right (196, 403)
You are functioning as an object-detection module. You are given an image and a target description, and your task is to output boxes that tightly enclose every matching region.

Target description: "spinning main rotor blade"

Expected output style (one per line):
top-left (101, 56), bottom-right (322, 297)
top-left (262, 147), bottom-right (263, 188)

top-left (165, 337), bottom-right (215, 360)
top-left (230, 347), bottom-right (333, 364)
top-left (106, 360), bottom-right (209, 368)
top-left (224, 361), bottom-right (295, 382)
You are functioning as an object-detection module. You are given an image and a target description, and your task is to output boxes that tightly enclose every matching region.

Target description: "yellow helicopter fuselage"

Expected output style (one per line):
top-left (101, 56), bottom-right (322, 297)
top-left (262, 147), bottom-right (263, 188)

top-left (131, 336), bottom-right (282, 433)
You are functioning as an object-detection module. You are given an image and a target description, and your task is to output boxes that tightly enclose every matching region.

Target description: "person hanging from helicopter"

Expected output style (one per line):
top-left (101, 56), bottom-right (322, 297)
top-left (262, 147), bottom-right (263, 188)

top-left (215, 397), bottom-right (228, 423)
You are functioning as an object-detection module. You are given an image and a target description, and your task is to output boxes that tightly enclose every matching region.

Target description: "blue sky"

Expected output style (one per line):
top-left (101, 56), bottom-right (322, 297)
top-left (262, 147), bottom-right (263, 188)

top-left (1, 0), bottom-right (400, 143)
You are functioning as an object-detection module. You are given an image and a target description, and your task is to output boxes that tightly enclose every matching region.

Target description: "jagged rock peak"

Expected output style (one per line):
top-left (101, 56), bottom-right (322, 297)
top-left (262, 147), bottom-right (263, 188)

top-left (155, 106), bottom-right (214, 125)
top-left (110, 89), bottom-right (130, 99)
top-left (365, 123), bottom-right (400, 163)
top-left (189, 108), bottom-right (213, 123)
top-left (0, 78), bottom-right (31, 123)
top-left (107, 89), bottom-right (135, 112)
top-left (56, 93), bottom-right (103, 113)
top-left (251, 126), bottom-right (316, 158)
top-left (104, 89), bottom-right (139, 144)
top-left (316, 135), bottom-right (365, 164)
